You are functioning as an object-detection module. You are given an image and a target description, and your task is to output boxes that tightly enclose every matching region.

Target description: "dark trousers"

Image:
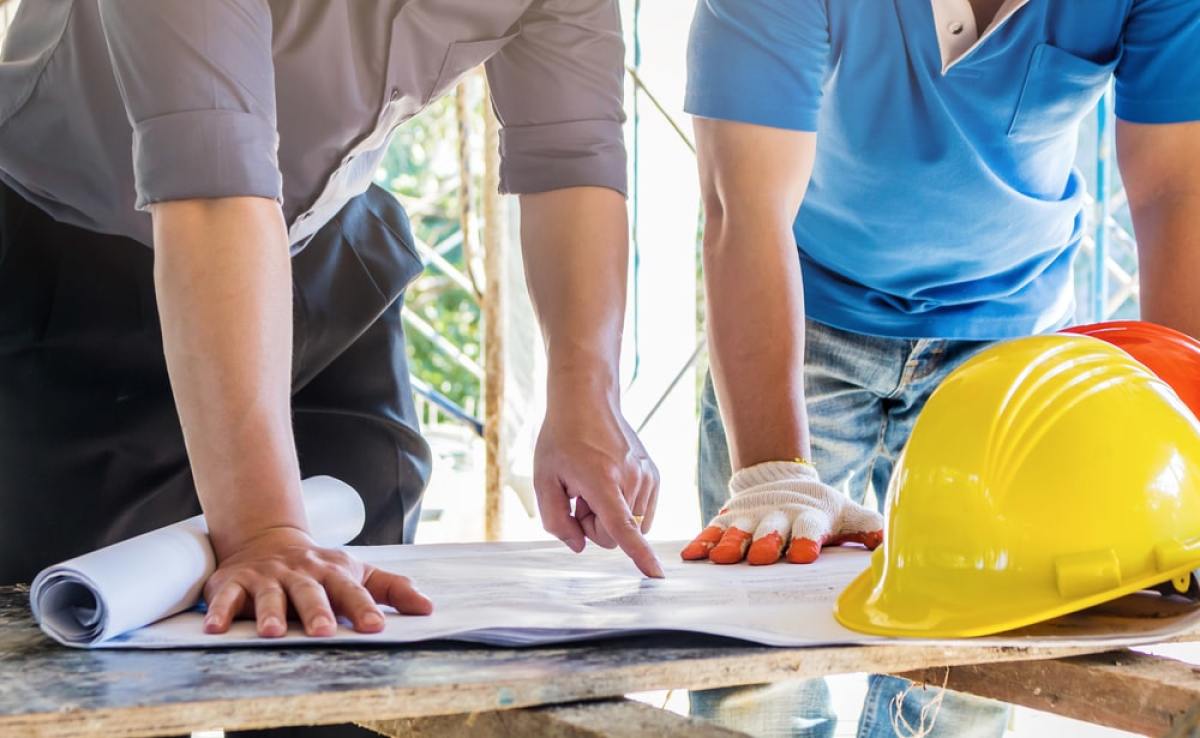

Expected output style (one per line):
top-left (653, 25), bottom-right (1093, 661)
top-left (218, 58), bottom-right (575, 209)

top-left (0, 182), bottom-right (432, 585)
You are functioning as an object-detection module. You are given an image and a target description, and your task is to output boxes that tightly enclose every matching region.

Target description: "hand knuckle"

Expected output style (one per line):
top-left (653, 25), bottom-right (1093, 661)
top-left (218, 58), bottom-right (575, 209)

top-left (298, 548), bottom-right (325, 567)
top-left (327, 550), bottom-right (353, 568)
top-left (254, 584), bottom-right (284, 600)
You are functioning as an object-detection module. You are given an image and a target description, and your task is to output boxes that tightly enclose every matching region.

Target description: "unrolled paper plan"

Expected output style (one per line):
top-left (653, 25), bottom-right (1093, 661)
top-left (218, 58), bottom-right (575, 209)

top-left (30, 476), bottom-right (364, 646)
top-left (64, 542), bottom-right (1200, 651)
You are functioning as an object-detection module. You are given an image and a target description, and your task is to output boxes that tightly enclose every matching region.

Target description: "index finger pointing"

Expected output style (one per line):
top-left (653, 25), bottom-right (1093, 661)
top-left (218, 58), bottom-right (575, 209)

top-left (585, 485), bottom-right (664, 578)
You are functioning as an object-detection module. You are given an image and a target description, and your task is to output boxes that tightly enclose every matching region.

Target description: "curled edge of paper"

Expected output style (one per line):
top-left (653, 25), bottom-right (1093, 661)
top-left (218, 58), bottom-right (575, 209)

top-left (30, 476), bottom-right (365, 647)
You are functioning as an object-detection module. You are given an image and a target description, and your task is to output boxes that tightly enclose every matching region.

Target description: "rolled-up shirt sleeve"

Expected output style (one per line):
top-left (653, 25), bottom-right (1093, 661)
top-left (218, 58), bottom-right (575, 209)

top-left (485, 0), bottom-right (627, 196)
top-left (97, 0), bottom-right (281, 209)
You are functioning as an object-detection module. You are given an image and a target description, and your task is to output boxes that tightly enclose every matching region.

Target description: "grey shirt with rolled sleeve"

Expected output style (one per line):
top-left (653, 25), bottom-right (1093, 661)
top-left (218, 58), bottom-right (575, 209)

top-left (0, 0), bottom-right (628, 250)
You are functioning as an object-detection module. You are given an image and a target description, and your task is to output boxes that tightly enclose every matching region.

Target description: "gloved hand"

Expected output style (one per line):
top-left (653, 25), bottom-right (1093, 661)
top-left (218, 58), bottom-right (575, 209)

top-left (681, 460), bottom-right (884, 565)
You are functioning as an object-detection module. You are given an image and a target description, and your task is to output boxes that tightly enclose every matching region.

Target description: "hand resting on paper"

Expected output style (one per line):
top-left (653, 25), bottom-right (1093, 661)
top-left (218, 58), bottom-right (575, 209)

top-left (201, 527), bottom-right (432, 637)
top-left (682, 461), bottom-right (883, 566)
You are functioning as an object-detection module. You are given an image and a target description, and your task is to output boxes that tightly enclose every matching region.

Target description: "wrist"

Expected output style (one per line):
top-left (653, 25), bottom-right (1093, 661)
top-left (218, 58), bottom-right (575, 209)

top-left (730, 459), bottom-right (821, 494)
top-left (199, 471), bottom-right (310, 557)
top-left (215, 523), bottom-right (312, 555)
top-left (547, 357), bottom-right (620, 405)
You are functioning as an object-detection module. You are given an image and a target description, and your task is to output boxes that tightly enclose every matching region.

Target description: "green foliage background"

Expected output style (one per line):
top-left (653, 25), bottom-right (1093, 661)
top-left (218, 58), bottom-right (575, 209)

top-left (377, 95), bottom-right (483, 415)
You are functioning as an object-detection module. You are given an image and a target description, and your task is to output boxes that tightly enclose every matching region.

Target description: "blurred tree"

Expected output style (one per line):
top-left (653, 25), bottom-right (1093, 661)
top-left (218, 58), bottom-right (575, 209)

top-left (378, 93), bottom-right (484, 414)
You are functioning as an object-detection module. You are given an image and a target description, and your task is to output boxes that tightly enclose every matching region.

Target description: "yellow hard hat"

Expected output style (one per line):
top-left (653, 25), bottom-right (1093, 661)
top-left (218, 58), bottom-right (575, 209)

top-left (835, 334), bottom-right (1200, 638)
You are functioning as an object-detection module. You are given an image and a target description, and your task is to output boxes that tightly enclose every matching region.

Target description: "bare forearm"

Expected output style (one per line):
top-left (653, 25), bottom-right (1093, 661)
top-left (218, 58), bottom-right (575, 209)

top-left (695, 119), bottom-right (817, 470)
top-left (151, 197), bottom-right (306, 556)
top-left (705, 217), bottom-right (811, 469)
top-left (1118, 120), bottom-right (1200, 340)
top-left (1133, 195), bottom-right (1200, 338)
top-left (519, 187), bottom-right (660, 575)
top-left (519, 187), bottom-right (627, 400)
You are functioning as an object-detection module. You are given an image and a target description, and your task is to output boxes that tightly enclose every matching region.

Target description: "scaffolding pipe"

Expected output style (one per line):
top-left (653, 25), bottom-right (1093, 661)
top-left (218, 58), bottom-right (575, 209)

top-left (455, 80), bottom-right (486, 299)
top-left (401, 307), bottom-right (485, 380)
top-left (482, 83), bottom-right (506, 542)
top-left (1093, 85), bottom-right (1115, 322)
top-left (410, 376), bottom-right (484, 437)
top-left (414, 237), bottom-right (477, 296)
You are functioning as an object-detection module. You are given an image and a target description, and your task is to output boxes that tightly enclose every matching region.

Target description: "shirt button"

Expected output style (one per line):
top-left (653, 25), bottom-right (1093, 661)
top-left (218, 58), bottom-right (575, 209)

top-left (948, 21), bottom-right (965, 35)
top-left (299, 211), bottom-right (313, 221)
top-left (390, 87), bottom-right (401, 101)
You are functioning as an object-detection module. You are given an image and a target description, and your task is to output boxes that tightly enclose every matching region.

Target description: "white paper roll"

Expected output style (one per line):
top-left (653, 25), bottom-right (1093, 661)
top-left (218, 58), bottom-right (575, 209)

top-left (30, 476), bottom-right (365, 646)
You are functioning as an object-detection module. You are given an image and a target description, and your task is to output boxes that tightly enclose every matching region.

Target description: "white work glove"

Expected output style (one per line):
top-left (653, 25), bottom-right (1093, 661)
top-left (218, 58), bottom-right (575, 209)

top-left (681, 461), bottom-right (883, 565)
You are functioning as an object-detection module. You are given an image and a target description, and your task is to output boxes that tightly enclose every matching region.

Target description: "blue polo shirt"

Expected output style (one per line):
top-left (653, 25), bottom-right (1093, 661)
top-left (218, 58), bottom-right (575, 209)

top-left (686, 0), bottom-right (1200, 340)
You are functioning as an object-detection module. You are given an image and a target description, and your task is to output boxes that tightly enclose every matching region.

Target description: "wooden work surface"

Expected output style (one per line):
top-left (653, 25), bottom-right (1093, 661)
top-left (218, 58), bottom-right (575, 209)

top-left (7, 586), bottom-right (1187, 738)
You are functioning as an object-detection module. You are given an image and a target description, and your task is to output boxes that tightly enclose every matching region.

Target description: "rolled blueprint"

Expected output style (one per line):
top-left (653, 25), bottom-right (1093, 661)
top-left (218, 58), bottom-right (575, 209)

top-left (30, 476), bottom-right (365, 647)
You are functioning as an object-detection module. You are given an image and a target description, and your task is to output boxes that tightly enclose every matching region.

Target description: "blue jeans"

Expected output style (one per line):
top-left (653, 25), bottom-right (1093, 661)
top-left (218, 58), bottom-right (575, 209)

top-left (690, 320), bottom-right (1008, 738)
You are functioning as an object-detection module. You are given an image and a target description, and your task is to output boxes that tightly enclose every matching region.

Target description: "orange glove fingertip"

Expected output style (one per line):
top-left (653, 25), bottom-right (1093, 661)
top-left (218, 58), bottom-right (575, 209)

top-left (747, 531), bottom-right (785, 565)
top-left (680, 525), bottom-right (724, 560)
top-left (709, 527), bottom-right (753, 564)
top-left (786, 537), bottom-right (822, 564)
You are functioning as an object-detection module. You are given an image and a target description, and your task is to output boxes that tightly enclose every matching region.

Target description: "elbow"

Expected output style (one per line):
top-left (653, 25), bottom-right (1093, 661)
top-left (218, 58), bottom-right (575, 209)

top-left (699, 187), bottom-right (732, 265)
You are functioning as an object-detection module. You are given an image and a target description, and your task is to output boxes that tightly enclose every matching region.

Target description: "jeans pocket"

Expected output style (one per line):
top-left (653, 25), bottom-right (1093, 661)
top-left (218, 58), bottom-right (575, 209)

top-left (353, 184), bottom-right (426, 303)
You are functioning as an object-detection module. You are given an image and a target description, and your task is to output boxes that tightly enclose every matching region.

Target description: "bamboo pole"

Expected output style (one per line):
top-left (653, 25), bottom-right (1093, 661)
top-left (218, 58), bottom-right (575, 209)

top-left (481, 79), bottom-right (506, 542)
top-left (454, 81), bottom-right (485, 299)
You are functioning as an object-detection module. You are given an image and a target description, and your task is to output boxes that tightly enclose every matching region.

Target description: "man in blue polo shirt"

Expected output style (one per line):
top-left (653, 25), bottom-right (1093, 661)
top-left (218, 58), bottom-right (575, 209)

top-left (682, 0), bottom-right (1200, 735)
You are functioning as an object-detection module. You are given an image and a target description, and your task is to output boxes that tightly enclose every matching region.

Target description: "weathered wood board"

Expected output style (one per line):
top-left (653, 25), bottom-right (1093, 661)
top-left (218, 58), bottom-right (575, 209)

top-left (3, 586), bottom-right (1177, 738)
top-left (360, 698), bottom-right (752, 738)
top-left (899, 650), bottom-right (1200, 736)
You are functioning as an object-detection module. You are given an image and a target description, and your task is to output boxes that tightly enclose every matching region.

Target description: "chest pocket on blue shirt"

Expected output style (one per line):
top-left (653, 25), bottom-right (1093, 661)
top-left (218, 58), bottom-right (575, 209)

top-left (1008, 43), bottom-right (1118, 141)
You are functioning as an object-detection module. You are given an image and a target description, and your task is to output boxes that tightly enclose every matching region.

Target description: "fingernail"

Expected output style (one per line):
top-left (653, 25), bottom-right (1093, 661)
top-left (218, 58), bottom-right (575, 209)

top-left (263, 617), bottom-right (283, 633)
top-left (363, 611), bottom-right (384, 628)
top-left (648, 558), bottom-right (665, 579)
top-left (311, 616), bottom-right (333, 632)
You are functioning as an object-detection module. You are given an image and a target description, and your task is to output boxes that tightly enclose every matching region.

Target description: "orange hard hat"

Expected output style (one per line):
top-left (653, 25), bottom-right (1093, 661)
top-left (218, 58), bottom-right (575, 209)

top-left (1062, 320), bottom-right (1200, 420)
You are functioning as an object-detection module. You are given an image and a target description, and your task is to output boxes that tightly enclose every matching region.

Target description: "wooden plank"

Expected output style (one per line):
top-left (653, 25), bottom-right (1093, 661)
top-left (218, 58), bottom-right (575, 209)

top-left (898, 650), bottom-right (1200, 737)
top-left (0, 589), bottom-right (1142, 738)
top-left (360, 698), bottom-right (749, 738)
top-left (481, 78), bottom-right (505, 543)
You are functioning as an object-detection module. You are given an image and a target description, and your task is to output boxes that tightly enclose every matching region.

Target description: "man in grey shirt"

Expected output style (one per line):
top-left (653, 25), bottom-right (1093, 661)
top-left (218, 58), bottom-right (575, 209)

top-left (0, 0), bottom-right (663, 654)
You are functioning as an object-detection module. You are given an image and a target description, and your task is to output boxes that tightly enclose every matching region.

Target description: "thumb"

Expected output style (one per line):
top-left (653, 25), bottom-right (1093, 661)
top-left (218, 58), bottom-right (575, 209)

top-left (839, 501), bottom-right (884, 535)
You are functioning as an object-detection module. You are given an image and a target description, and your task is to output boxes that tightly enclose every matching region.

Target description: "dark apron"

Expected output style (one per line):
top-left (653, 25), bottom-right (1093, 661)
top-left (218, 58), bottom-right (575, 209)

top-left (0, 183), bottom-right (432, 584)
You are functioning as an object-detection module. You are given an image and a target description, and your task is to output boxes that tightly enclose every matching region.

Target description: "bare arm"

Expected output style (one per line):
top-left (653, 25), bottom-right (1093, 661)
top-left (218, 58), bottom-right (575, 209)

top-left (520, 187), bottom-right (663, 578)
top-left (151, 197), bottom-right (305, 552)
top-left (151, 197), bottom-right (431, 636)
top-left (695, 118), bottom-right (818, 469)
top-left (1118, 120), bottom-right (1200, 338)
top-left (682, 119), bottom-right (882, 567)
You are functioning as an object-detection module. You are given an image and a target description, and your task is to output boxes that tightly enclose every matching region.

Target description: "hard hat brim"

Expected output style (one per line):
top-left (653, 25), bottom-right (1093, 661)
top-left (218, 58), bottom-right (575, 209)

top-left (834, 559), bottom-right (1200, 639)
